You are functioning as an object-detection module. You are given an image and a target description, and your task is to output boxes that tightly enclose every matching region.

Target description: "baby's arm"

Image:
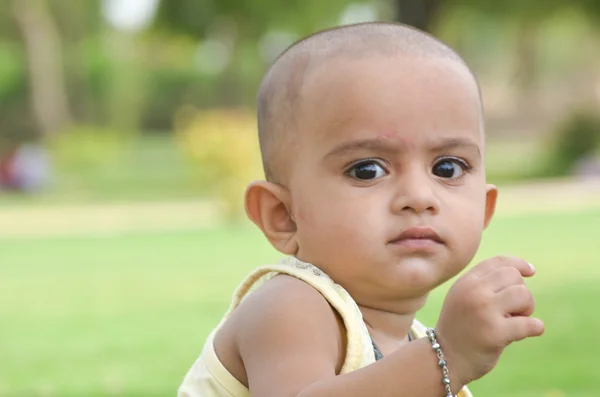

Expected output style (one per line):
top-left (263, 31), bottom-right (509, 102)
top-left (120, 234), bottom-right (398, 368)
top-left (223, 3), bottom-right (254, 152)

top-left (235, 276), bottom-right (459, 397)
top-left (235, 257), bottom-right (543, 397)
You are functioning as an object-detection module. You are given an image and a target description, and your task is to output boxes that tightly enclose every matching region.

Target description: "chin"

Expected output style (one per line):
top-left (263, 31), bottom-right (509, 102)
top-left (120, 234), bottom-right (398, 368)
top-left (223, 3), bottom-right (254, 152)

top-left (389, 257), bottom-right (447, 292)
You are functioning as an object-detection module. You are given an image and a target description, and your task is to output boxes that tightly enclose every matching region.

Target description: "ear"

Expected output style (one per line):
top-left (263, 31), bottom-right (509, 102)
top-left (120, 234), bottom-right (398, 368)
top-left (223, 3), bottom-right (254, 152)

top-left (245, 180), bottom-right (298, 255)
top-left (483, 184), bottom-right (498, 229)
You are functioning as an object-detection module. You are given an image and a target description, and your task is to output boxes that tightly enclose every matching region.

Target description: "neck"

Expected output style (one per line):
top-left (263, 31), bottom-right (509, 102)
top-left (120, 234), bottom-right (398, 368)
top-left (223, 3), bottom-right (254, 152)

top-left (358, 294), bottom-right (428, 343)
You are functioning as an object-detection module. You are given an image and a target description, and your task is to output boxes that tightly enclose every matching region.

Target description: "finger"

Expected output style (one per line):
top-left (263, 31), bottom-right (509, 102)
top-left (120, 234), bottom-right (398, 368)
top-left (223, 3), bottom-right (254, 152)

top-left (471, 255), bottom-right (535, 278)
top-left (496, 285), bottom-right (535, 316)
top-left (504, 316), bottom-right (545, 343)
top-left (484, 266), bottom-right (525, 292)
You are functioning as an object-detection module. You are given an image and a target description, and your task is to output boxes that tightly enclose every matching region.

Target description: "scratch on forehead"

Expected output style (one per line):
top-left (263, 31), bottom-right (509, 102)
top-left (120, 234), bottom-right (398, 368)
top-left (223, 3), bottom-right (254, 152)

top-left (376, 131), bottom-right (412, 147)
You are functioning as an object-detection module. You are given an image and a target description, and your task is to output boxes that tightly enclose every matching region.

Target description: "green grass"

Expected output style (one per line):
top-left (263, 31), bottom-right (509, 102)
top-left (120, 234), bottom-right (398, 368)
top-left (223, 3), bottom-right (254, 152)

top-left (1, 208), bottom-right (599, 397)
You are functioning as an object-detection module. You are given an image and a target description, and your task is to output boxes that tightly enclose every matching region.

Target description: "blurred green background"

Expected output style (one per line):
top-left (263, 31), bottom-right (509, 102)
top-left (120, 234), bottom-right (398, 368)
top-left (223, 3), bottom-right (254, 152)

top-left (1, 1), bottom-right (599, 396)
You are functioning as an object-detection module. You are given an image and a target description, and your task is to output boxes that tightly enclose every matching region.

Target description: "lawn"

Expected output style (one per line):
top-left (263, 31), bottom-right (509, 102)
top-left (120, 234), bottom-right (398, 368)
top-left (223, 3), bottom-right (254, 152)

top-left (1, 207), bottom-right (599, 397)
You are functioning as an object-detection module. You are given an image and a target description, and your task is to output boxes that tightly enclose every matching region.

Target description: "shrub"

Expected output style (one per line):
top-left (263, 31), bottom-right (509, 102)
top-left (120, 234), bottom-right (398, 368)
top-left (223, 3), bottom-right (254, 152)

top-left (174, 107), bottom-right (263, 221)
top-left (47, 124), bottom-right (130, 171)
top-left (540, 109), bottom-right (600, 178)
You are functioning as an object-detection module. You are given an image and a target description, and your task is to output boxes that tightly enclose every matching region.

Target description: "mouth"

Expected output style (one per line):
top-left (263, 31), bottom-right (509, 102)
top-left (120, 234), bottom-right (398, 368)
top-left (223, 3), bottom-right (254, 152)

top-left (389, 226), bottom-right (444, 246)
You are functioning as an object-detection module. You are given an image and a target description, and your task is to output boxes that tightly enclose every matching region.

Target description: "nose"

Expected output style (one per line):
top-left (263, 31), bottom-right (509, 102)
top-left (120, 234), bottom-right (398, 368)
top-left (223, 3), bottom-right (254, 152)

top-left (391, 166), bottom-right (440, 215)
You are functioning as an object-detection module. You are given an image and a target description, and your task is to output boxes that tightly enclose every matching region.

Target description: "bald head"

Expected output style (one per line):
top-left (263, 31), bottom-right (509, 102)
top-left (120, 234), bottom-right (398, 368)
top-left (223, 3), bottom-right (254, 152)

top-left (257, 22), bottom-right (480, 182)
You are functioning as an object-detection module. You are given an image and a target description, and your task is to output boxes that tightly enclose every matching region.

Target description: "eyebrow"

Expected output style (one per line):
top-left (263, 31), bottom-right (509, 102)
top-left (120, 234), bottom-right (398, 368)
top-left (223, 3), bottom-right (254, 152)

top-left (426, 137), bottom-right (481, 158)
top-left (325, 138), bottom-right (400, 159)
top-left (325, 136), bottom-right (481, 159)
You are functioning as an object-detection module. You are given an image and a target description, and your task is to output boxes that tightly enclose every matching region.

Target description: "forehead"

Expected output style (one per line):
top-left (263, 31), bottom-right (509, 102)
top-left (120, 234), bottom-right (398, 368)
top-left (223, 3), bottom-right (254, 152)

top-left (297, 55), bottom-right (483, 150)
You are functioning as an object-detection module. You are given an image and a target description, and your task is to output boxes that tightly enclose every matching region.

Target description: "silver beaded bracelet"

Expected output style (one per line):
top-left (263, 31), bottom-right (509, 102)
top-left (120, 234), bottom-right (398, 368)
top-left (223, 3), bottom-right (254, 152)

top-left (425, 328), bottom-right (456, 397)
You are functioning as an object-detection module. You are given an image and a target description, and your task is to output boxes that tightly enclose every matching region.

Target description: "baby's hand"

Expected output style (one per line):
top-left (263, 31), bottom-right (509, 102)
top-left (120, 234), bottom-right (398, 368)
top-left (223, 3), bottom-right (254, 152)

top-left (435, 256), bottom-right (545, 386)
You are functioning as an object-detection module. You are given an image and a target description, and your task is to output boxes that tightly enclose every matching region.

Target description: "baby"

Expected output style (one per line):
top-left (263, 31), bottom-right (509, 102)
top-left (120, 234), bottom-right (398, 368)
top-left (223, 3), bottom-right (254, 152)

top-left (179, 22), bottom-right (544, 397)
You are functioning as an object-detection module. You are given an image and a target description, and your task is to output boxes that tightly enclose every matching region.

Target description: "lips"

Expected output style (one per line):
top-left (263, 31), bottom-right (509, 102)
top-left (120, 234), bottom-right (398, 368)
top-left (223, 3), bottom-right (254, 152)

top-left (389, 227), bottom-right (444, 245)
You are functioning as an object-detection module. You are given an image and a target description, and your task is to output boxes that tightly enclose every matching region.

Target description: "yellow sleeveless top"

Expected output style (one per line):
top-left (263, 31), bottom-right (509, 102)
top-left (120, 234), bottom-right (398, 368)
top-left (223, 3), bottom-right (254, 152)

top-left (178, 256), bottom-right (472, 397)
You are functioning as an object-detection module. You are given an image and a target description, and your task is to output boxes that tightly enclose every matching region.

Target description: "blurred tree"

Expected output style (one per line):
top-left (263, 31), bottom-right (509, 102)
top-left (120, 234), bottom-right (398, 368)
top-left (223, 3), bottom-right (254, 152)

top-left (1, 0), bottom-right (599, 145)
top-left (10, 0), bottom-right (72, 136)
top-left (50, 0), bottom-right (104, 124)
top-left (152, 0), bottom-right (353, 108)
top-left (154, 0), bottom-right (352, 40)
top-left (393, 0), bottom-right (600, 35)
top-left (394, 0), bottom-right (442, 31)
top-left (393, 0), bottom-right (600, 120)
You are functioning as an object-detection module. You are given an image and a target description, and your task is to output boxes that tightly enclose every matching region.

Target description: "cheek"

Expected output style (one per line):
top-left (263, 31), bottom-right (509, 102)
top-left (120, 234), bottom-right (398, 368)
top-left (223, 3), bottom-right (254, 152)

top-left (446, 196), bottom-right (487, 254)
top-left (295, 189), bottom-right (383, 244)
top-left (296, 198), bottom-right (351, 234)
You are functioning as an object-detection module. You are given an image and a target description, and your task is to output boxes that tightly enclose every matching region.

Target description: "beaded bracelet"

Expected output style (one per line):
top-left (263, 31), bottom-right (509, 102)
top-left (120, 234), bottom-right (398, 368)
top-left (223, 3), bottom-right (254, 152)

top-left (425, 328), bottom-right (456, 397)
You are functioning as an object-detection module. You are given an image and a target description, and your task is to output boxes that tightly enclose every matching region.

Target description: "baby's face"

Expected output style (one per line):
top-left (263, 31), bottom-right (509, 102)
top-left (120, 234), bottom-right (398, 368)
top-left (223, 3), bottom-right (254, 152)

top-left (286, 55), bottom-right (494, 307)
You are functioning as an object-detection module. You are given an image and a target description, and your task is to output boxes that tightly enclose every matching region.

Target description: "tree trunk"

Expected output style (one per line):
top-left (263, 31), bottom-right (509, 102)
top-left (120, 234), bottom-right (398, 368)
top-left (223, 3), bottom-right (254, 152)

top-left (394, 0), bottom-right (442, 32)
top-left (11, 0), bottom-right (72, 136)
top-left (511, 19), bottom-right (540, 117)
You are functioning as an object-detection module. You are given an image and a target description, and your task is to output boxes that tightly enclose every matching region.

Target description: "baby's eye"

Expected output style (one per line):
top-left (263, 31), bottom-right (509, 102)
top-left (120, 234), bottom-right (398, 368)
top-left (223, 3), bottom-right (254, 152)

top-left (347, 161), bottom-right (387, 181)
top-left (432, 158), bottom-right (470, 179)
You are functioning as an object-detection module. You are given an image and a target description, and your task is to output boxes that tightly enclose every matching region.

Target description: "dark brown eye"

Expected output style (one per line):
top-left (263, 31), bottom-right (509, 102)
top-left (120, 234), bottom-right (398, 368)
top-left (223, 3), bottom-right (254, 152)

top-left (348, 161), bottom-right (386, 180)
top-left (432, 159), bottom-right (468, 179)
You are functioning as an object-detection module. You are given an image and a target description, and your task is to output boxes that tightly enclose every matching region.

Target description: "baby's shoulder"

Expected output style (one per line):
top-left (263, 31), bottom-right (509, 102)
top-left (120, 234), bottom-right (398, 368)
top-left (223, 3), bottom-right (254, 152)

top-left (224, 274), bottom-right (342, 341)
top-left (213, 274), bottom-right (345, 385)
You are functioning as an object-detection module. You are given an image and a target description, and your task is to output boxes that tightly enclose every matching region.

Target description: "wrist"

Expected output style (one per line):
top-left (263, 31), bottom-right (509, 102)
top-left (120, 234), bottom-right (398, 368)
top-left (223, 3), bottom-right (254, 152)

top-left (425, 328), bottom-right (467, 396)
